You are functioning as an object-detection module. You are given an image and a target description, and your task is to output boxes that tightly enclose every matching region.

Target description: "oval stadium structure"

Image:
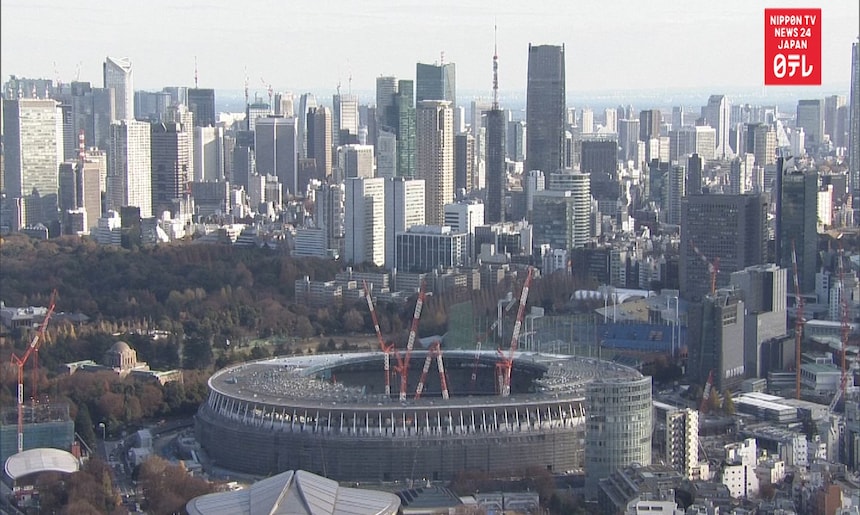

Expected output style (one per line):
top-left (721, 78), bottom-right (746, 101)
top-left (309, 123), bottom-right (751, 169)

top-left (195, 351), bottom-right (643, 482)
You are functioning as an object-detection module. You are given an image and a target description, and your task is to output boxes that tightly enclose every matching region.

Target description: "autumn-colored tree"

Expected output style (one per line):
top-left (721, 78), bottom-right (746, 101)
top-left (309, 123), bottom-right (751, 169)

top-left (139, 456), bottom-right (213, 514)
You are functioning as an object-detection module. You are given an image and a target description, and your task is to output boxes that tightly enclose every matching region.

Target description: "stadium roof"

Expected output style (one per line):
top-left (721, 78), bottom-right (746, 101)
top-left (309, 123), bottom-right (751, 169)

top-left (4, 448), bottom-right (79, 480)
top-left (186, 469), bottom-right (401, 515)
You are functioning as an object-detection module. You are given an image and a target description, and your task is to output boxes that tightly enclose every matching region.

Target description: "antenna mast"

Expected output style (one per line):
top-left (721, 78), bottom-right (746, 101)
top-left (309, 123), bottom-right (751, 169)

top-left (194, 56), bottom-right (199, 88)
top-left (492, 23), bottom-right (499, 110)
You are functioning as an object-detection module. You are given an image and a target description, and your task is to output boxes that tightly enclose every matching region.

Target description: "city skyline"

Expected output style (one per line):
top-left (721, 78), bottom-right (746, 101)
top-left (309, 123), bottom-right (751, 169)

top-left (1, 0), bottom-right (857, 100)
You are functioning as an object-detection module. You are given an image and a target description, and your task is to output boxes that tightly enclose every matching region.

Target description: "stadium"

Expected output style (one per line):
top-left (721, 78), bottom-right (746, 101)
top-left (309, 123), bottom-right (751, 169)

top-left (195, 350), bottom-right (643, 482)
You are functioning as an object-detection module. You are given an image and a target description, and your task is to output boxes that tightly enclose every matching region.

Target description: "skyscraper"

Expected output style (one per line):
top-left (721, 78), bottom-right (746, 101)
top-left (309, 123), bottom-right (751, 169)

top-left (526, 44), bottom-right (565, 175)
top-left (103, 57), bottom-right (133, 121)
top-left (485, 108), bottom-right (506, 223)
top-left (384, 177), bottom-right (425, 269)
top-left (850, 39), bottom-right (860, 214)
top-left (193, 126), bottom-right (225, 182)
top-left (255, 116), bottom-right (297, 196)
top-left (187, 88), bottom-right (216, 127)
top-left (296, 93), bottom-right (317, 159)
top-left (332, 93), bottom-right (358, 147)
top-left (679, 194), bottom-right (768, 301)
top-left (454, 133), bottom-right (475, 194)
top-left (780, 170), bottom-right (818, 292)
top-left (150, 121), bottom-right (192, 217)
top-left (639, 109), bottom-right (661, 142)
top-left (702, 95), bottom-right (731, 159)
top-left (618, 118), bottom-right (640, 163)
top-left (336, 144), bottom-right (375, 180)
top-left (669, 126), bottom-right (716, 162)
top-left (686, 153), bottom-right (703, 195)
top-left (532, 173), bottom-right (590, 250)
top-left (3, 99), bottom-right (64, 227)
top-left (688, 290), bottom-right (746, 392)
top-left (108, 119), bottom-right (152, 218)
top-left (416, 100), bottom-right (454, 226)
top-left (344, 177), bottom-right (386, 266)
top-left (375, 76), bottom-right (399, 131)
top-left (796, 99), bottom-right (824, 149)
top-left (307, 106), bottom-right (332, 182)
top-left (395, 80), bottom-right (416, 178)
top-left (415, 62), bottom-right (456, 105)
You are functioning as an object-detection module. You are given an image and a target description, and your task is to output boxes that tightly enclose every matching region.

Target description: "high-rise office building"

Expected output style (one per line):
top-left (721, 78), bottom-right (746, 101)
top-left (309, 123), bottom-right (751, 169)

top-left (688, 289), bottom-right (746, 392)
top-left (824, 95), bottom-right (846, 143)
top-left (307, 106), bottom-right (332, 182)
top-left (395, 80), bottom-right (416, 178)
top-left (444, 200), bottom-right (484, 264)
top-left (796, 99), bottom-right (824, 149)
top-left (416, 100), bottom-right (454, 226)
top-left (507, 120), bottom-right (526, 162)
top-left (395, 225), bottom-right (468, 273)
top-left (4, 98), bottom-right (64, 227)
top-left (415, 62), bottom-right (456, 105)
top-left (315, 182), bottom-right (345, 256)
top-left (669, 126), bottom-right (716, 162)
top-left (618, 118), bottom-right (640, 163)
top-left (780, 170), bottom-right (818, 292)
top-left (850, 39), bottom-right (860, 213)
top-left (745, 123), bottom-right (777, 167)
top-left (150, 122), bottom-right (192, 217)
top-left (604, 108), bottom-right (618, 134)
top-left (679, 194), bottom-right (768, 301)
top-left (585, 375), bottom-right (652, 498)
top-left (296, 93), bottom-right (317, 159)
top-left (526, 44), bottom-right (565, 175)
top-left (187, 88), bottom-right (216, 127)
top-left (255, 116), bottom-right (297, 196)
top-left (486, 107), bottom-right (506, 223)
top-left (332, 93), bottom-right (358, 147)
top-left (730, 264), bottom-right (788, 378)
top-left (193, 126), bottom-right (225, 182)
top-left (384, 177), bottom-right (425, 269)
top-left (337, 144), bottom-right (375, 180)
top-left (246, 101), bottom-right (270, 133)
top-left (103, 57), bottom-right (133, 121)
top-left (686, 153), bottom-right (703, 196)
top-left (639, 109), bottom-right (661, 142)
top-left (68, 81), bottom-right (115, 151)
top-left (454, 133), bottom-right (475, 193)
top-left (580, 108), bottom-right (594, 134)
top-left (376, 76), bottom-right (399, 131)
top-left (376, 131), bottom-right (397, 178)
top-left (664, 164), bottom-right (685, 225)
top-left (108, 119), bottom-right (152, 218)
top-left (532, 175), bottom-right (590, 250)
top-left (344, 177), bottom-right (385, 266)
top-left (580, 137), bottom-right (617, 177)
top-left (702, 95), bottom-right (731, 159)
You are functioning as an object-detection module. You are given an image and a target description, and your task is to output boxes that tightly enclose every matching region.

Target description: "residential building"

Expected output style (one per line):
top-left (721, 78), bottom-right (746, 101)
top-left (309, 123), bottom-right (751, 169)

top-left (107, 119), bottom-right (152, 218)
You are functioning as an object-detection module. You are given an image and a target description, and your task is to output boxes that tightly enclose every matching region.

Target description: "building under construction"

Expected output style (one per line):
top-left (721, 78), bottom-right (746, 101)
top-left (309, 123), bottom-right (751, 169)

top-left (195, 351), bottom-right (644, 482)
top-left (0, 403), bottom-right (74, 467)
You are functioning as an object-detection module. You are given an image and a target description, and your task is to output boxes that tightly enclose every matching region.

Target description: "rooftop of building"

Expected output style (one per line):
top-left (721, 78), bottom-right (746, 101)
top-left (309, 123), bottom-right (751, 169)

top-left (4, 448), bottom-right (79, 480)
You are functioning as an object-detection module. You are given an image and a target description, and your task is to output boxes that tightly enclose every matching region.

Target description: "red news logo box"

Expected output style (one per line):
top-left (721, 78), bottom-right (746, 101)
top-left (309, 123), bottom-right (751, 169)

top-left (764, 8), bottom-right (821, 85)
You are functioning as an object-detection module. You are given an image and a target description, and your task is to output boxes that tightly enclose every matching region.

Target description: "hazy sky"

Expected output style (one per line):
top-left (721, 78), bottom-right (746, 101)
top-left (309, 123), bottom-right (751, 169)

top-left (1, 0), bottom-right (857, 100)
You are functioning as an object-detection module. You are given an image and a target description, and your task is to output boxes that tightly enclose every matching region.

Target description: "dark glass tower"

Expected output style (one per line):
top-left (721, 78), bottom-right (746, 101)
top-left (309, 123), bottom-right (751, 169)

top-left (187, 88), bottom-right (216, 127)
top-left (415, 63), bottom-right (456, 105)
top-left (395, 79), bottom-right (416, 178)
top-left (486, 108), bottom-right (506, 223)
top-left (780, 170), bottom-right (818, 292)
top-left (526, 44), bottom-right (565, 175)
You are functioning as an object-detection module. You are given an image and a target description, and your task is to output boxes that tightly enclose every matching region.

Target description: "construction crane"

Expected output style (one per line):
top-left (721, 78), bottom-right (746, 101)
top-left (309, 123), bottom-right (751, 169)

top-left (700, 369), bottom-right (715, 413)
top-left (414, 340), bottom-right (449, 400)
top-left (470, 293), bottom-right (517, 392)
top-left (363, 281), bottom-right (404, 397)
top-left (260, 78), bottom-right (273, 112)
top-left (10, 290), bottom-right (57, 454)
top-left (395, 282), bottom-right (426, 401)
top-left (690, 241), bottom-right (719, 295)
top-left (496, 267), bottom-right (534, 397)
top-left (243, 67), bottom-right (249, 107)
top-left (791, 241), bottom-right (804, 400)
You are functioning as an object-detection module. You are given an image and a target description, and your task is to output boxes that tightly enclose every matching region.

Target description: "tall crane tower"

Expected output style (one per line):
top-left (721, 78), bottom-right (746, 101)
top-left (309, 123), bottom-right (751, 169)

top-left (690, 241), bottom-right (719, 295)
top-left (10, 290), bottom-right (57, 454)
top-left (414, 340), bottom-right (449, 400)
top-left (791, 241), bottom-right (804, 399)
top-left (363, 281), bottom-right (405, 397)
top-left (496, 267), bottom-right (533, 397)
top-left (395, 282), bottom-right (426, 401)
top-left (470, 294), bottom-right (517, 392)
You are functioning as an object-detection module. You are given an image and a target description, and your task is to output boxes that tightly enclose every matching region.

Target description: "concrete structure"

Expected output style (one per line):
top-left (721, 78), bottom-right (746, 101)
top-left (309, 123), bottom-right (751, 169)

top-left (4, 448), bottom-right (79, 482)
top-left (307, 106), bottom-right (332, 183)
top-left (103, 56), bottom-right (133, 121)
top-left (195, 352), bottom-right (642, 482)
top-left (526, 44), bottom-right (565, 175)
top-left (0, 404), bottom-right (74, 468)
top-left (721, 438), bottom-right (759, 499)
top-left (702, 95), bottom-right (731, 159)
top-left (336, 144), bottom-right (374, 180)
top-left (585, 375), bottom-right (652, 498)
top-left (532, 177), bottom-right (590, 250)
top-left (186, 469), bottom-right (400, 515)
top-left (485, 107), bottom-right (506, 223)
top-left (384, 177), bottom-right (424, 269)
top-left (2, 99), bottom-right (64, 228)
top-left (344, 177), bottom-right (385, 267)
top-left (255, 116), bottom-right (297, 196)
top-left (444, 200), bottom-right (484, 263)
top-left (332, 93), bottom-right (358, 147)
top-left (108, 119), bottom-right (152, 218)
top-left (186, 88), bottom-right (216, 127)
top-left (669, 126), bottom-right (716, 162)
top-left (730, 264), bottom-right (788, 378)
top-left (780, 170), bottom-right (818, 293)
top-left (416, 100), bottom-right (454, 226)
top-left (688, 290), bottom-right (746, 392)
top-left (193, 126), bottom-right (225, 182)
top-left (796, 99), bottom-right (824, 149)
top-left (415, 62), bottom-right (456, 105)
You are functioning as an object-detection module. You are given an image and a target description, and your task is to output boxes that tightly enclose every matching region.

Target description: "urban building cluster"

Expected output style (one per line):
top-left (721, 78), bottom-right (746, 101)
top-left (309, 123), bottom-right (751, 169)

top-left (1, 36), bottom-right (860, 514)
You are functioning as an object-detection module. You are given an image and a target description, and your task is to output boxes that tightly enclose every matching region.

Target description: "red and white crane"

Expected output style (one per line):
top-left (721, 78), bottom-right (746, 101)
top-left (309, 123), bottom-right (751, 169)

top-left (791, 241), bottom-right (804, 400)
top-left (396, 282), bottom-right (426, 401)
top-left (470, 294), bottom-right (517, 392)
top-left (10, 290), bottom-right (57, 454)
top-left (700, 369), bottom-right (715, 413)
top-left (496, 267), bottom-right (533, 397)
top-left (414, 340), bottom-right (449, 400)
top-left (690, 241), bottom-right (719, 296)
top-left (363, 281), bottom-right (403, 397)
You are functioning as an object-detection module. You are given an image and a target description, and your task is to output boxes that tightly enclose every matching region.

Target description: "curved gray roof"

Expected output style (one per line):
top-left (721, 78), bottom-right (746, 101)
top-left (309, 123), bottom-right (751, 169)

top-left (4, 448), bottom-right (79, 479)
